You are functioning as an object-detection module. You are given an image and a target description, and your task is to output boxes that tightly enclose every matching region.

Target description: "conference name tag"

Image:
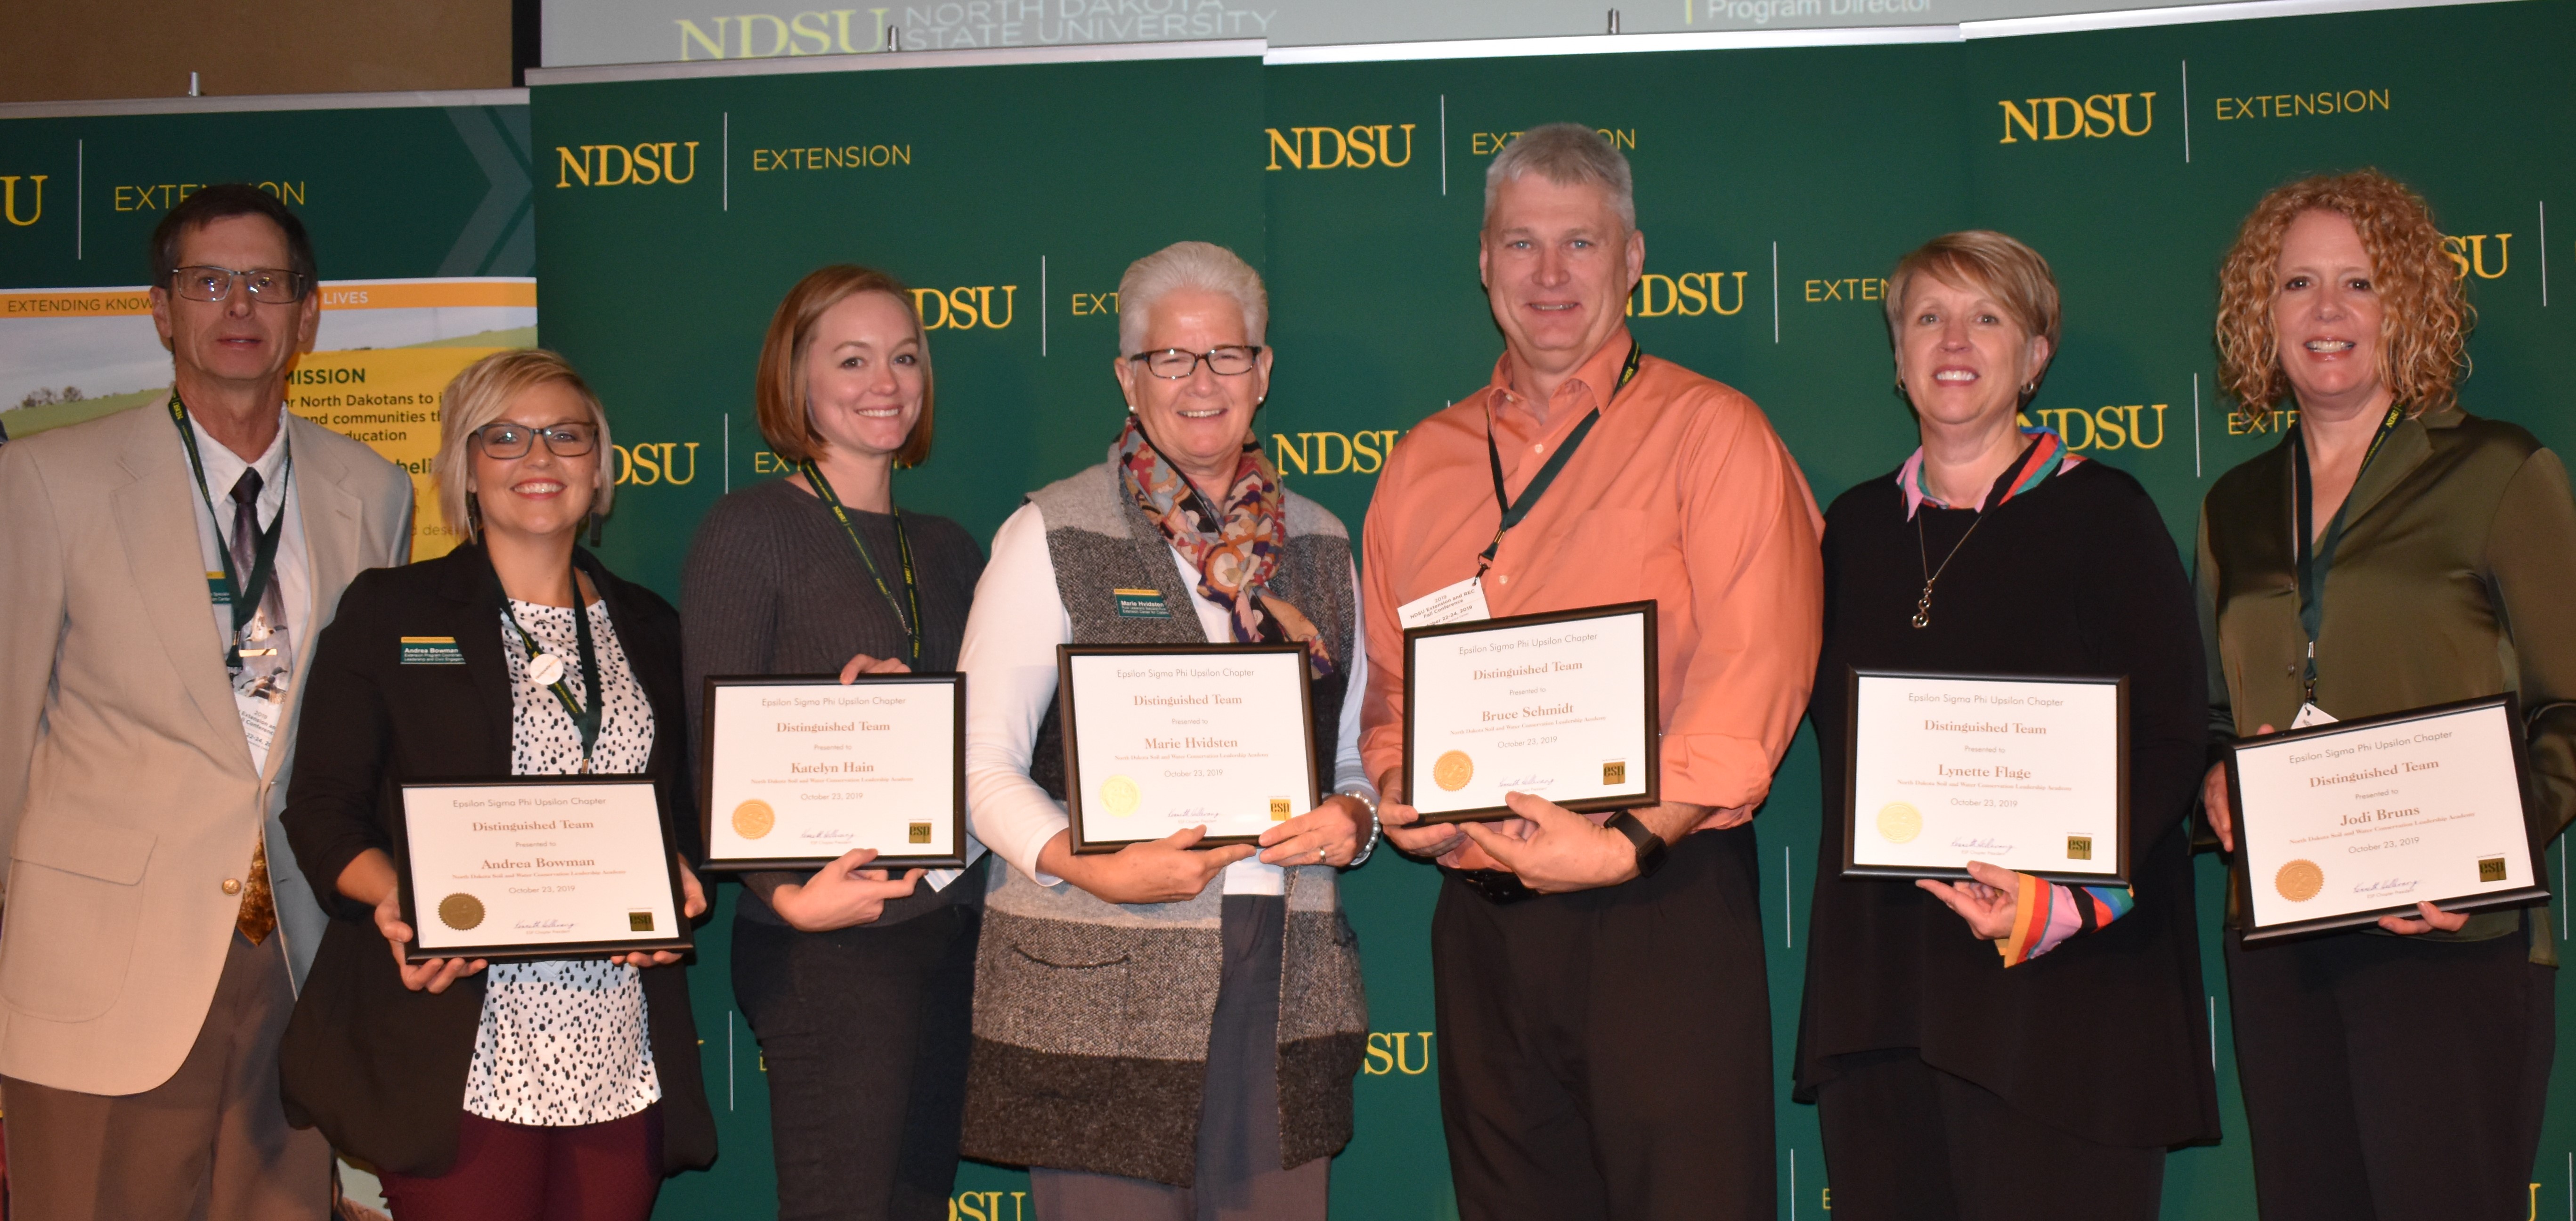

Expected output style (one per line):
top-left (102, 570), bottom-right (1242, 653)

top-left (401, 636), bottom-right (466, 666)
top-left (206, 572), bottom-right (232, 607)
top-left (1113, 588), bottom-right (1172, 619)
top-left (1396, 576), bottom-right (1490, 630)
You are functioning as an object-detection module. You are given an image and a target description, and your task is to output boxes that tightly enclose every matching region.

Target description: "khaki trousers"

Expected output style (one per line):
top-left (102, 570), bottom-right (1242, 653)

top-left (3, 930), bottom-right (330, 1221)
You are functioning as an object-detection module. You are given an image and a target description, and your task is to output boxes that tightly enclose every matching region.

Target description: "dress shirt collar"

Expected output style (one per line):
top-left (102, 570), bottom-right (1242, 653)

top-left (182, 399), bottom-right (293, 531)
top-left (1485, 326), bottom-right (1637, 431)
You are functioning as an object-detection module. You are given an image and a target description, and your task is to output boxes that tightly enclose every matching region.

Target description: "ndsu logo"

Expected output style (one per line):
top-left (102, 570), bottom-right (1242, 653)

top-left (949, 1190), bottom-right (1029, 1221)
top-left (1265, 125), bottom-right (1417, 170)
top-left (910, 286), bottom-right (1017, 331)
top-left (1997, 93), bottom-right (2155, 143)
top-left (2022, 405), bottom-right (2167, 451)
top-left (2442, 233), bottom-right (2511, 280)
top-left (613, 441), bottom-right (701, 486)
top-left (1626, 272), bottom-right (1750, 317)
top-left (1363, 1031), bottom-right (1436, 1075)
top-left (555, 142), bottom-right (702, 187)
top-left (1272, 430), bottom-right (1403, 476)
top-left (0, 175), bottom-right (45, 227)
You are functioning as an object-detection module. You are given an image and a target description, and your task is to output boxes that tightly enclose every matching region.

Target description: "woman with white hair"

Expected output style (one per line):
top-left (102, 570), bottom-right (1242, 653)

top-left (954, 241), bottom-right (1375, 1220)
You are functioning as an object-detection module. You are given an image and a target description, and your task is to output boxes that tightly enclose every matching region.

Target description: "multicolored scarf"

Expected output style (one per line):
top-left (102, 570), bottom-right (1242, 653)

top-left (1116, 414), bottom-right (1335, 676)
top-left (1897, 424), bottom-right (2086, 520)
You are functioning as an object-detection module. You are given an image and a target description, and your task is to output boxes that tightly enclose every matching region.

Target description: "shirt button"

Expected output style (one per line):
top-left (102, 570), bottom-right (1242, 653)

top-left (2285, 664), bottom-right (2297, 676)
top-left (1532, 445), bottom-right (1544, 453)
top-left (1498, 574), bottom-right (1510, 585)
top-left (220, 878), bottom-right (242, 895)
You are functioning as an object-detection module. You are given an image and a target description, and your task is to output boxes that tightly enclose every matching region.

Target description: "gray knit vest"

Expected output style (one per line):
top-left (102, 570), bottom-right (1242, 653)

top-left (959, 459), bottom-right (1370, 1186)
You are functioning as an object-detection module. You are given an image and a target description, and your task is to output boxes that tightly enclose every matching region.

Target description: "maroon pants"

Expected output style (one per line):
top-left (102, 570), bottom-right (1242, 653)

top-left (378, 1107), bottom-right (662, 1221)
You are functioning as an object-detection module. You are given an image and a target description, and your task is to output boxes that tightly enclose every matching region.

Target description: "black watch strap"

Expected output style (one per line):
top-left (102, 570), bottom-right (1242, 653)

top-left (1606, 811), bottom-right (1669, 880)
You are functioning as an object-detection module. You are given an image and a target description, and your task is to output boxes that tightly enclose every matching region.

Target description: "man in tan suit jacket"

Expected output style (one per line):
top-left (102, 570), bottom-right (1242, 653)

top-left (0, 185), bottom-right (412, 1220)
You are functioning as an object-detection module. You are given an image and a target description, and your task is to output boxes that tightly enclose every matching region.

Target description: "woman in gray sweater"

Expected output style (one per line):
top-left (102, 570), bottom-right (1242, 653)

top-left (680, 265), bottom-right (987, 1221)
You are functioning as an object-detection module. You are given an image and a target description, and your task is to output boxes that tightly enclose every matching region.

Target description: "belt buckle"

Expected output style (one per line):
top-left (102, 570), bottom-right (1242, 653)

top-left (1448, 867), bottom-right (1536, 905)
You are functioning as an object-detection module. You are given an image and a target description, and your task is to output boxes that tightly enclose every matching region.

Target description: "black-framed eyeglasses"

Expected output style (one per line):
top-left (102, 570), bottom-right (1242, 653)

top-left (170, 265), bottom-right (311, 304)
top-left (471, 421), bottom-right (598, 459)
top-left (1128, 345), bottom-right (1263, 379)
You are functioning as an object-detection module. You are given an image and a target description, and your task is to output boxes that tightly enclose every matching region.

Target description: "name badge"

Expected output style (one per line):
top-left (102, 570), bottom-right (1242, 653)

top-left (206, 572), bottom-right (233, 607)
top-left (2291, 702), bottom-right (2338, 729)
top-left (1396, 576), bottom-right (1490, 630)
top-left (401, 636), bottom-right (466, 666)
top-left (1113, 588), bottom-right (1173, 619)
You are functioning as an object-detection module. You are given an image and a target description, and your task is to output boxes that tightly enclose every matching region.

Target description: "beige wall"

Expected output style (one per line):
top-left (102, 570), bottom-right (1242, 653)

top-left (4, 0), bottom-right (512, 104)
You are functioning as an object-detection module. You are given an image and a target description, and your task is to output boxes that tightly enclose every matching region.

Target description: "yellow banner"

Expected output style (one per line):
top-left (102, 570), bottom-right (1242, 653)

top-left (287, 347), bottom-right (510, 562)
top-left (0, 278), bottom-right (536, 319)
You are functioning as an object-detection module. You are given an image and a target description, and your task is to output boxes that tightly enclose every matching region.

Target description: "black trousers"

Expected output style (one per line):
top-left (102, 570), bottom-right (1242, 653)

top-left (2226, 926), bottom-right (2553, 1221)
top-left (1812, 1049), bottom-right (2163, 1221)
top-left (732, 897), bottom-right (982, 1221)
top-left (1431, 824), bottom-right (1774, 1221)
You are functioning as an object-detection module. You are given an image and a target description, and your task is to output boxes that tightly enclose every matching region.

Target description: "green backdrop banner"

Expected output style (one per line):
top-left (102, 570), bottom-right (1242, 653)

top-left (530, 7), bottom-right (2576, 1213)
top-left (539, 5), bottom-right (2576, 1217)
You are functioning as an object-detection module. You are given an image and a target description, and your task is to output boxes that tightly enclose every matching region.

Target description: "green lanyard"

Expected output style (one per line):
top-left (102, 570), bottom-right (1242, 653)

top-left (169, 392), bottom-right (292, 673)
top-left (506, 564), bottom-right (604, 773)
top-left (1479, 342), bottom-right (1641, 572)
top-left (2289, 403), bottom-right (2405, 706)
top-left (800, 460), bottom-right (923, 662)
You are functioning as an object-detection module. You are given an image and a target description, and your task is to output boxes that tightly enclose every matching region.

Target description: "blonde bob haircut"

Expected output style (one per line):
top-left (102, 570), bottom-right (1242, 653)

top-left (754, 265), bottom-right (935, 469)
top-left (2215, 169), bottom-right (2470, 429)
top-left (433, 348), bottom-right (615, 542)
top-left (1884, 230), bottom-right (2063, 408)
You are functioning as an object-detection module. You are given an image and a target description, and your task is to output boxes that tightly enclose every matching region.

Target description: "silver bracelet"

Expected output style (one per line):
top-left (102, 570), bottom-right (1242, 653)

top-left (1339, 788), bottom-right (1382, 868)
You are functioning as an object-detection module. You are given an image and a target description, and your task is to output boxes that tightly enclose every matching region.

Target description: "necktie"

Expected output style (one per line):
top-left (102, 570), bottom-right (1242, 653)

top-left (227, 469), bottom-right (280, 946)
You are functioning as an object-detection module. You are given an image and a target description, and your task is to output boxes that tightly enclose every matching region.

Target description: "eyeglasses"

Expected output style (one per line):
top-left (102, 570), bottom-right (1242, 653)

top-left (471, 421), bottom-right (598, 459)
top-left (1128, 345), bottom-right (1263, 379)
top-left (170, 265), bottom-right (311, 304)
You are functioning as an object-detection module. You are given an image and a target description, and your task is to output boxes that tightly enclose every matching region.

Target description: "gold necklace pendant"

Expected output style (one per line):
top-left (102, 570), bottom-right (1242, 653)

top-left (1911, 586), bottom-right (1935, 629)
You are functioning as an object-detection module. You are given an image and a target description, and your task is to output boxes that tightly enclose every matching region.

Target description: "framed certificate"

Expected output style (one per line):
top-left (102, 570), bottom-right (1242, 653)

top-left (1842, 669), bottom-right (2129, 884)
top-left (2229, 694), bottom-right (2547, 943)
top-left (396, 776), bottom-right (691, 963)
top-left (1401, 601), bottom-right (1659, 824)
top-left (698, 674), bottom-right (968, 870)
top-left (1056, 643), bottom-right (1318, 854)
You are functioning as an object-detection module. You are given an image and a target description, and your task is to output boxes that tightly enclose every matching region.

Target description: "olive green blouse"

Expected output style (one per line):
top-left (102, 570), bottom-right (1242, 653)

top-left (2197, 407), bottom-right (2576, 958)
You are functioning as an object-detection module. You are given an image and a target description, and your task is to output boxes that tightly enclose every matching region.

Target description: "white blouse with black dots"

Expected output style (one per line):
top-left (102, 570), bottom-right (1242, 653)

top-left (462, 596), bottom-right (665, 1127)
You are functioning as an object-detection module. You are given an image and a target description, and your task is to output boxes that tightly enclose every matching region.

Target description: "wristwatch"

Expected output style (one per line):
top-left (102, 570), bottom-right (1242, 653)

top-left (1606, 810), bottom-right (1669, 880)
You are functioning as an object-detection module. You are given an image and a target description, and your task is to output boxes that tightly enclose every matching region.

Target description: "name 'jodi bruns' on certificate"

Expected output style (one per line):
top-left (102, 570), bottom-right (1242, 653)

top-left (1843, 669), bottom-right (2129, 884)
top-left (2229, 694), bottom-right (2547, 941)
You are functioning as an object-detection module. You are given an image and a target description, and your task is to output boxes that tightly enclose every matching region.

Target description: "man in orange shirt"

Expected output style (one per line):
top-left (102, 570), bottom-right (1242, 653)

top-left (1362, 124), bottom-right (1823, 1220)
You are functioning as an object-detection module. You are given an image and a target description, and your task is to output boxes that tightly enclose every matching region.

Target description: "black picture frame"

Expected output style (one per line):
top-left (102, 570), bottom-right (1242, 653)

top-left (1399, 600), bottom-right (1661, 825)
top-left (2229, 692), bottom-right (2549, 944)
top-left (696, 673), bottom-right (971, 871)
top-left (394, 774), bottom-right (693, 964)
top-left (1056, 642), bottom-right (1318, 855)
top-left (1838, 667), bottom-right (2132, 886)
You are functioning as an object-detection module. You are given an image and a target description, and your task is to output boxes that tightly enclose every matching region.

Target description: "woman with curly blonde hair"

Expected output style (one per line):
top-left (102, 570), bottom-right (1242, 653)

top-left (2196, 170), bottom-right (2576, 1219)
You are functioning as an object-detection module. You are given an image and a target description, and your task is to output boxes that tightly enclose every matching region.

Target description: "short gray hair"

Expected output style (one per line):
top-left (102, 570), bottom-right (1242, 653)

top-left (1117, 241), bottom-right (1268, 355)
top-left (1483, 123), bottom-right (1636, 231)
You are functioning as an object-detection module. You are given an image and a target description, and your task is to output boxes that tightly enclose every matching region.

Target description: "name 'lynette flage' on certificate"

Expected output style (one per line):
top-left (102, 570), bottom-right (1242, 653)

top-left (1057, 643), bottom-right (1318, 853)
top-left (1402, 602), bottom-right (1659, 824)
top-left (2229, 694), bottom-right (2546, 942)
top-left (1843, 670), bottom-right (2128, 884)
top-left (699, 675), bottom-right (967, 870)
top-left (398, 776), bottom-right (689, 963)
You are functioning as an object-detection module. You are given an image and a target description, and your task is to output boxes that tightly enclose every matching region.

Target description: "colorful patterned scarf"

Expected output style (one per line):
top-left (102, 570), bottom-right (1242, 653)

top-left (1116, 414), bottom-right (1335, 676)
top-left (1897, 424), bottom-right (2086, 521)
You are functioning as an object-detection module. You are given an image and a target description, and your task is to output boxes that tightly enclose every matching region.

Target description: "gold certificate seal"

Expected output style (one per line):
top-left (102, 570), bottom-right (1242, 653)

top-left (732, 799), bottom-right (776, 839)
top-left (2275, 859), bottom-right (2324, 903)
top-left (1433, 750), bottom-right (1474, 792)
top-left (1876, 802), bottom-right (1923, 844)
top-left (1099, 775), bottom-right (1140, 816)
top-left (437, 893), bottom-right (485, 931)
